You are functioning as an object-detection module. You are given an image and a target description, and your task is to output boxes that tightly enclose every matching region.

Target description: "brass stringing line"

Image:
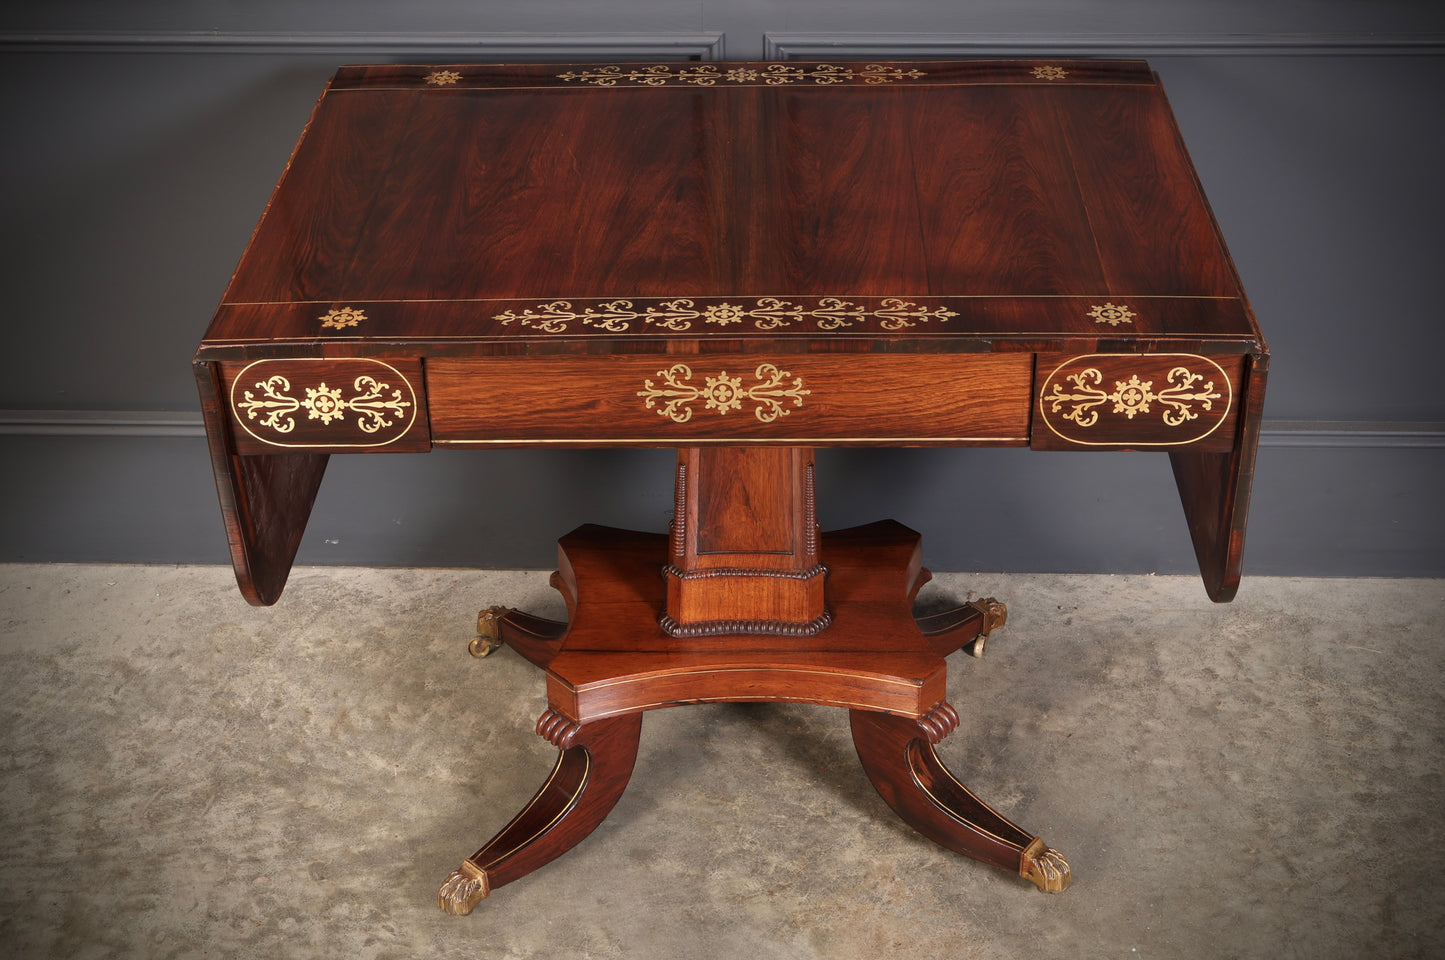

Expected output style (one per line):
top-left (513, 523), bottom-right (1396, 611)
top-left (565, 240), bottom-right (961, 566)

top-left (327, 80), bottom-right (1152, 94)
top-left (434, 436), bottom-right (1031, 445)
top-left (581, 666), bottom-right (919, 691)
top-left (585, 695), bottom-right (914, 720)
top-left (219, 293), bottom-right (1240, 307)
top-left (906, 745), bottom-right (1019, 846)
top-left (480, 751), bottom-right (590, 871)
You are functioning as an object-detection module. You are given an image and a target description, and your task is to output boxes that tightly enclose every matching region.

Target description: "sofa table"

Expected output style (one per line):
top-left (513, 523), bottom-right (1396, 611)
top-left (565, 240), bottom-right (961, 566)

top-left (194, 59), bottom-right (1267, 914)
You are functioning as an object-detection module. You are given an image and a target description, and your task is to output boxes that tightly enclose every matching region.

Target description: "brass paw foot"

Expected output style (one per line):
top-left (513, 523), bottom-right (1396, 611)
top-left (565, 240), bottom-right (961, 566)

top-left (438, 860), bottom-right (490, 915)
top-left (1020, 838), bottom-right (1071, 892)
top-left (469, 605), bottom-right (513, 658)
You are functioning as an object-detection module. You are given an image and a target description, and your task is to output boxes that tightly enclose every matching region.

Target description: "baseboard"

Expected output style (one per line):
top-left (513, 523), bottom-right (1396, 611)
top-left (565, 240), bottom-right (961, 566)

top-left (1256, 421), bottom-right (1445, 449)
top-left (764, 32), bottom-right (1445, 60)
top-left (0, 411), bottom-right (207, 438)
top-left (0, 31), bottom-right (725, 59)
top-left (3, 411), bottom-right (1441, 448)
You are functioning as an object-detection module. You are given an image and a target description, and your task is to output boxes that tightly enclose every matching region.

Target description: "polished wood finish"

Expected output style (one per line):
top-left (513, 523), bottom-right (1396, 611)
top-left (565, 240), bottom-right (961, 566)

top-left (194, 60), bottom-right (1267, 906)
top-left (663, 447), bottom-right (826, 635)
top-left (542, 521), bottom-right (958, 720)
top-left (194, 361), bottom-right (327, 606)
top-left (439, 710), bottom-right (644, 914)
top-left (425, 354), bottom-right (1033, 446)
top-left (220, 357), bottom-right (429, 455)
top-left (196, 59), bottom-right (1266, 606)
top-left (1171, 352), bottom-right (1270, 601)
top-left (851, 707), bottom-right (1070, 892)
top-left (1031, 352), bottom-right (1244, 452)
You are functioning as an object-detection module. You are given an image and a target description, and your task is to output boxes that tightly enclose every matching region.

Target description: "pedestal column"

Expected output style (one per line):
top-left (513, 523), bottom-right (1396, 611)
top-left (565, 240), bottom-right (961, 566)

top-left (661, 446), bottom-right (829, 637)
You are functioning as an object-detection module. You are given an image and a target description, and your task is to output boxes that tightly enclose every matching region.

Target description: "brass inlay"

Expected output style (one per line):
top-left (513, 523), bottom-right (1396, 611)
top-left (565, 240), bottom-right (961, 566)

top-left (1088, 302), bottom-right (1134, 326)
top-left (496, 297), bottom-right (957, 333)
top-left (436, 748), bottom-right (592, 914)
top-left (905, 742), bottom-right (1019, 847)
top-left (233, 369), bottom-right (411, 437)
top-left (319, 306), bottom-right (366, 330)
top-left (425, 70), bottom-right (462, 86)
top-left (582, 666), bottom-right (919, 692)
top-left (1037, 353), bottom-right (1234, 447)
top-left (558, 63), bottom-right (924, 87)
top-left (584, 693), bottom-right (912, 721)
top-left (638, 363), bottom-right (808, 424)
top-left (856, 64), bottom-right (929, 84)
top-left (1046, 366), bottom-right (1222, 428)
top-left (485, 751), bottom-right (591, 870)
top-left (436, 435), bottom-right (1029, 446)
top-left (1032, 65), bottom-right (1068, 80)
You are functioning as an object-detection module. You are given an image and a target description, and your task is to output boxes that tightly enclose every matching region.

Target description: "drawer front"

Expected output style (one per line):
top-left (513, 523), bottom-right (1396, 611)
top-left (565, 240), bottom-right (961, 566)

top-left (1031, 352), bottom-right (1242, 451)
top-left (223, 358), bottom-right (430, 453)
top-left (427, 354), bottom-right (1032, 445)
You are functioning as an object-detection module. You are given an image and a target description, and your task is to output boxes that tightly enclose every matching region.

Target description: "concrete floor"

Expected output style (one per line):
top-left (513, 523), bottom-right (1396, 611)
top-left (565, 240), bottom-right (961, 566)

top-left (0, 563), bottom-right (1440, 959)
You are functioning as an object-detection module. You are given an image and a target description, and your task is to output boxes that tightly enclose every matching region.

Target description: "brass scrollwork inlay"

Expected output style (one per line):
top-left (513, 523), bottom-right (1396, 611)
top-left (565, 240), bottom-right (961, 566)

top-left (319, 306), bottom-right (366, 330)
top-left (1046, 366), bottom-right (1222, 428)
top-left (496, 297), bottom-right (956, 333)
top-left (235, 374), bottom-right (411, 435)
top-left (558, 63), bottom-right (924, 87)
top-left (425, 70), bottom-right (462, 86)
top-left (1032, 66), bottom-right (1068, 80)
top-left (1088, 302), bottom-right (1134, 326)
top-left (638, 363), bottom-right (809, 424)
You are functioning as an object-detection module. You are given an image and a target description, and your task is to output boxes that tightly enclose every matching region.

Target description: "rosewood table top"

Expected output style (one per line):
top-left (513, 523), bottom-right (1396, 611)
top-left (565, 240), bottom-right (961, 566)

top-left (195, 59), bottom-right (1267, 606)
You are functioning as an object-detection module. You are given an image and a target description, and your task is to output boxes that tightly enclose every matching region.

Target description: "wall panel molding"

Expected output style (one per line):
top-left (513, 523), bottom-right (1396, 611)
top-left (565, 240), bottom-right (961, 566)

top-left (764, 32), bottom-right (1445, 60)
top-left (4, 411), bottom-right (1441, 448)
top-left (0, 411), bottom-right (208, 438)
top-left (0, 31), bottom-right (725, 59)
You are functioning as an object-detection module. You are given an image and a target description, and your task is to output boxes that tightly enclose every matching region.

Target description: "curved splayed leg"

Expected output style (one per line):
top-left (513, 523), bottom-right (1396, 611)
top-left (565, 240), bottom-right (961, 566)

top-left (850, 704), bottom-right (1070, 893)
top-left (438, 709), bottom-right (643, 914)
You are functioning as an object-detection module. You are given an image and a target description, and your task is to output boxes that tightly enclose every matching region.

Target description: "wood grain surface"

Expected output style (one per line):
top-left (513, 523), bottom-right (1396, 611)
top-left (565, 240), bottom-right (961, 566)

top-left (198, 60), bottom-right (1263, 353)
top-left (195, 58), bottom-right (1268, 604)
top-left (425, 353), bottom-right (1032, 445)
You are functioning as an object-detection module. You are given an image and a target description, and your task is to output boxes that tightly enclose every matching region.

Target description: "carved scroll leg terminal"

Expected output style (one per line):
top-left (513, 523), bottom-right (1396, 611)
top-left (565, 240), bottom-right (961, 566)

top-left (438, 710), bottom-right (643, 915)
top-left (850, 704), bottom-right (1070, 893)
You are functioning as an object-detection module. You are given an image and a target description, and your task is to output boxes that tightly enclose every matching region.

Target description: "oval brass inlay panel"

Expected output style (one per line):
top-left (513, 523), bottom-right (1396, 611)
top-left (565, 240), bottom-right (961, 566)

top-left (229, 358), bottom-right (419, 449)
top-left (1038, 353), bottom-right (1232, 447)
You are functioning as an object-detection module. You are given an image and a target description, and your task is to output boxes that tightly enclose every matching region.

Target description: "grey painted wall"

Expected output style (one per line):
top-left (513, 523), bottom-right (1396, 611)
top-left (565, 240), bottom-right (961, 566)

top-left (2, 2), bottom-right (1443, 581)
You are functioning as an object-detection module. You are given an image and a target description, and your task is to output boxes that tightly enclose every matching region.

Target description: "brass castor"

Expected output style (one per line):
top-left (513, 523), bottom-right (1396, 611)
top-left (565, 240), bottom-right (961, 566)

top-left (468, 605), bottom-right (512, 657)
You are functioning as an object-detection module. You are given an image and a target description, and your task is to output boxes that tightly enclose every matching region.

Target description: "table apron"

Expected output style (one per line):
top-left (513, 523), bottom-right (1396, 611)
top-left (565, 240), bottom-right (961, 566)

top-left (425, 354), bottom-right (1033, 446)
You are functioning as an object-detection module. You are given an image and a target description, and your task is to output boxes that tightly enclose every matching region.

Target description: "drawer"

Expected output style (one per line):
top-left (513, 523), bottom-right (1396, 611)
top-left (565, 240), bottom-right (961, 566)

top-left (222, 358), bottom-right (430, 453)
top-left (1031, 352), bottom-right (1243, 451)
top-left (426, 354), bottom-right (1032, 446)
